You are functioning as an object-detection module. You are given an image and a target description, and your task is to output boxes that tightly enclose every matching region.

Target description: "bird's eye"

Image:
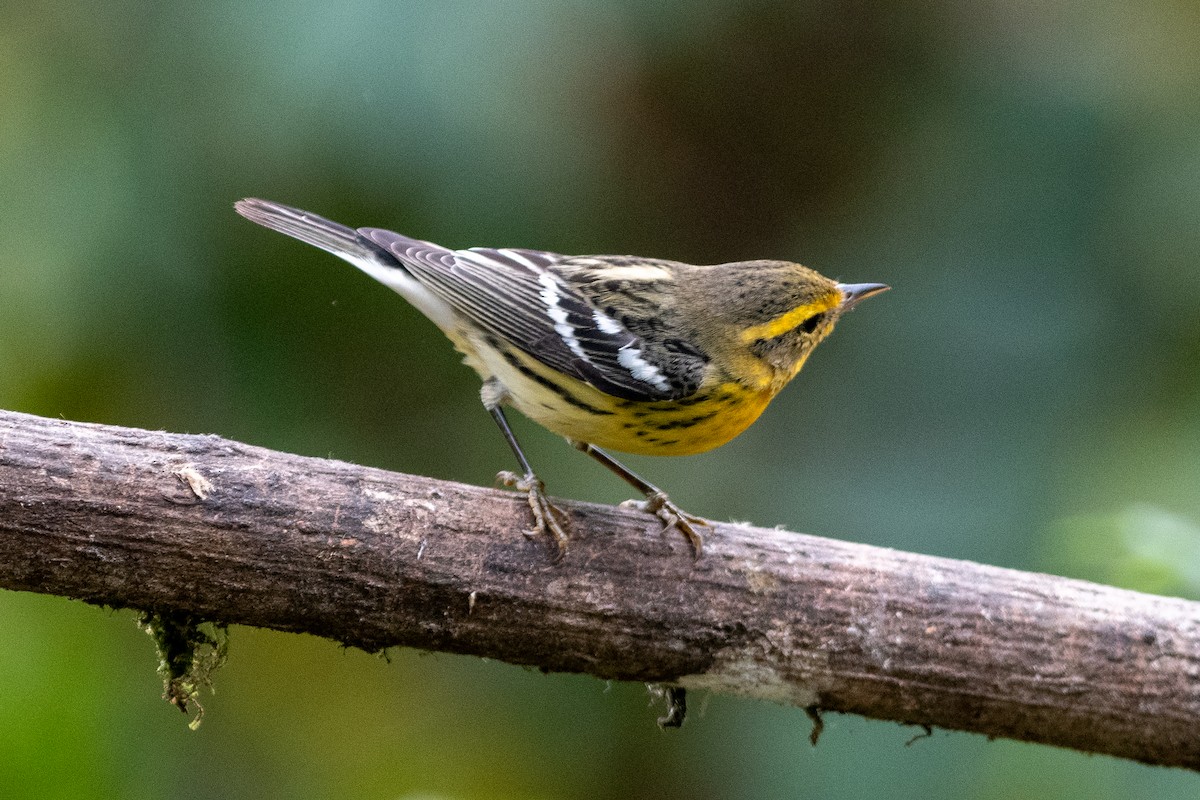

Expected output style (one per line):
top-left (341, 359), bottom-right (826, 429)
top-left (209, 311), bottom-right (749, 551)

top-left (799, 313), bottom-right (826, 335)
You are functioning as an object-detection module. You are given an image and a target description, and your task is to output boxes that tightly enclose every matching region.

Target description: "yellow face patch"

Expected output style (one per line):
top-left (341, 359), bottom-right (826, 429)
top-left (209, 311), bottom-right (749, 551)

top-left (738, 293), bottom-right (840, 343)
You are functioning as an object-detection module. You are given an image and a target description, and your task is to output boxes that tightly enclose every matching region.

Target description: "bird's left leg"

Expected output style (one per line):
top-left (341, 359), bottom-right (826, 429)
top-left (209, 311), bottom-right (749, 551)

top-left (571, 440), bottom-right (708, 558)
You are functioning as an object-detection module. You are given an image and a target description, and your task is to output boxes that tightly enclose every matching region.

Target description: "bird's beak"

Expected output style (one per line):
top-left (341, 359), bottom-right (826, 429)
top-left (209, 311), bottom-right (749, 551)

top-left (837, 282), bottom-right (890, 312)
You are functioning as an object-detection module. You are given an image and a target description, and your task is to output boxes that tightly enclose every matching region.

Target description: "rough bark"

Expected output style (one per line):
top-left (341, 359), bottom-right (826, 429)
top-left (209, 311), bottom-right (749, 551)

top-left (0, 408), bottom-right (1197, 768)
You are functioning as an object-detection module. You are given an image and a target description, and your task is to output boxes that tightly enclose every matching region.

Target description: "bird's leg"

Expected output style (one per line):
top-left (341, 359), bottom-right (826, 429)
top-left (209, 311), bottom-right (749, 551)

top-left (571, 441), bottom-right (708, 558)
top-left (489, 405), bottom-right (570, 559)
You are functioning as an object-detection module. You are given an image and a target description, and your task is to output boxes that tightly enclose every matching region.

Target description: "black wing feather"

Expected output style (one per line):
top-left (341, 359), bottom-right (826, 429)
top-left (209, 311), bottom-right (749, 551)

top-left (359, 229), bottom-right (688, 402)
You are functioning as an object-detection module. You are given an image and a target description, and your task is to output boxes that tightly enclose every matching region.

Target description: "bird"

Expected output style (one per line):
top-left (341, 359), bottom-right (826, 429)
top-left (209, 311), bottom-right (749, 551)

top-left (235, 198), bottom-right (888, 559)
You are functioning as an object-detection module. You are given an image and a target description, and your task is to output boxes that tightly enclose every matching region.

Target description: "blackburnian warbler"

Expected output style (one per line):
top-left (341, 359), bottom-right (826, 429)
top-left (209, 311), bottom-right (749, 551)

top-left (235, 199), bottom-right (887, 559)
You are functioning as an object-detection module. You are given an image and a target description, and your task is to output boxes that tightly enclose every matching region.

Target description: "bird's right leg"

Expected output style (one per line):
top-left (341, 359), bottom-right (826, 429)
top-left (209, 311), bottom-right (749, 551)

top-left (488, 404), bottom-right (571, 559)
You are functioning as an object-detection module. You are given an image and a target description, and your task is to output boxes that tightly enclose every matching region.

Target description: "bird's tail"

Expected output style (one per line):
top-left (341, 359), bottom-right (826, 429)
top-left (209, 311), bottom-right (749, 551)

top-left (235, 198), bottom-right (461, 332)
top-left (234, 198), bottom-right (390, 264)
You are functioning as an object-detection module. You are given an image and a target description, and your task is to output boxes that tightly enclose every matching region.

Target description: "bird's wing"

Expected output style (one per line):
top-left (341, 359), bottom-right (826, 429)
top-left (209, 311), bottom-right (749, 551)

top-left (359, 229), bottom-right (700, 401)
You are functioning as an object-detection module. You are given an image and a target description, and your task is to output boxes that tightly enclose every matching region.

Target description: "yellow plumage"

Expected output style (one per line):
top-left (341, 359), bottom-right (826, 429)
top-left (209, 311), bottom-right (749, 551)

top-left (480, 340), bottom-right (772, 457)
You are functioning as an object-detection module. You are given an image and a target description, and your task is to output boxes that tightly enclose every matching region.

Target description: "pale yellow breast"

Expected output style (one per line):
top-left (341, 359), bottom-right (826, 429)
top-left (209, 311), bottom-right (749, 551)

top-left (470, 336), bottom-right (774, 456)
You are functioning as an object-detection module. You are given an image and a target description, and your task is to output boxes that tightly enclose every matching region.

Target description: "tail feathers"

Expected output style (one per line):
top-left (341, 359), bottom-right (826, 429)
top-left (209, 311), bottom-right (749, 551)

top-left (234, 198), bottom-right (390, 265)
top-left (235, 198), bottom-right (458, 331)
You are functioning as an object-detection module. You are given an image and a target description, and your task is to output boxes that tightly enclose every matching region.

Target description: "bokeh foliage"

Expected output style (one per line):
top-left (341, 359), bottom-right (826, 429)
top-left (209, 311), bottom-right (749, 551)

top-left (2, 1), bottom-right (1199, 797)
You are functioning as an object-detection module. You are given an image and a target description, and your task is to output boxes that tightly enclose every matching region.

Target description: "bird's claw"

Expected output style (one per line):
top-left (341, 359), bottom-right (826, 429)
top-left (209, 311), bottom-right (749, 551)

top-left (496, 470), bottom-right (570, 560)
top-left (620, 491), bottom-right (708, 558)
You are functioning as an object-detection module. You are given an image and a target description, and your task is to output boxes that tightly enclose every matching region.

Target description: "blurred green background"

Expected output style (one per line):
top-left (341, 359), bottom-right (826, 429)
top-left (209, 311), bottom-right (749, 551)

top-left (2, 0), bottom-right (1199, 797)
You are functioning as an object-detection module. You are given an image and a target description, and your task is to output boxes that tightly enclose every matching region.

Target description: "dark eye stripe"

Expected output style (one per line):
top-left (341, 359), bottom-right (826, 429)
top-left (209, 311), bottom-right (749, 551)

top-left (798, 312), bottom-right (827, 335)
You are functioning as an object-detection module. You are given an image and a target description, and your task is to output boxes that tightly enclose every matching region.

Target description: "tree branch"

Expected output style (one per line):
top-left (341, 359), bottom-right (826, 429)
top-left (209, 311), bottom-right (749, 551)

top-left (0, 408), bottom-right (1197, 768)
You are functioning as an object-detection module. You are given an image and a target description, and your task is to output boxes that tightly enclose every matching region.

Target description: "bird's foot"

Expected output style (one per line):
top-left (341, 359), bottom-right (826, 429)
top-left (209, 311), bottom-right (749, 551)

top-left (496, 470), bottom-right (570, 560)
top-left (620, 491), bottom-right (708, 558)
